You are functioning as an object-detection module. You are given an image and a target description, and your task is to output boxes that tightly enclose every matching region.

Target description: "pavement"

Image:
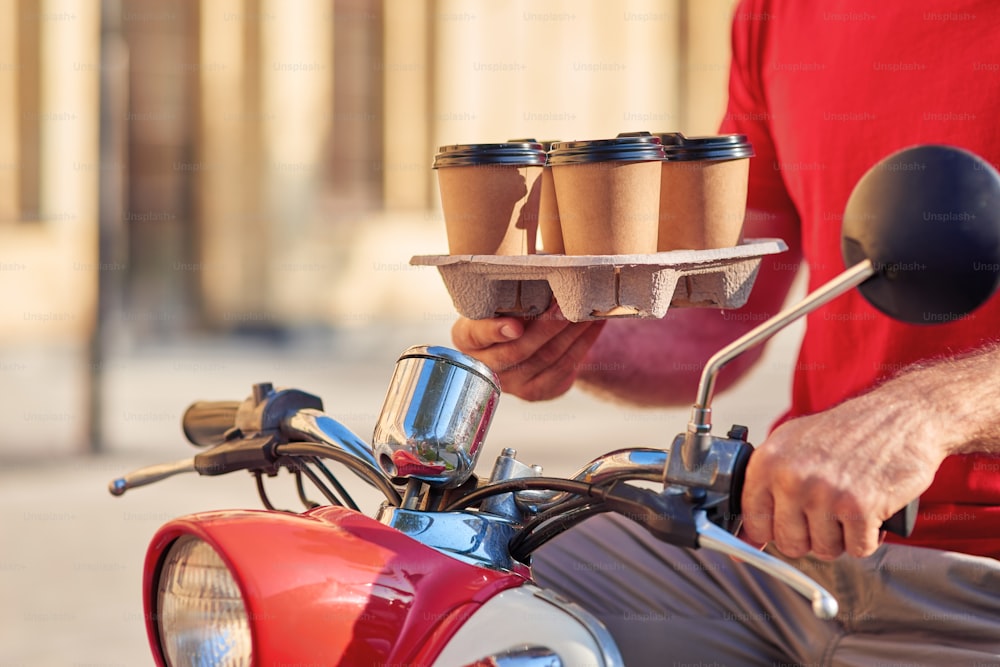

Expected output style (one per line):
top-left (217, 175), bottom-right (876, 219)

top-left (0, 315), bottom-right (801, 666)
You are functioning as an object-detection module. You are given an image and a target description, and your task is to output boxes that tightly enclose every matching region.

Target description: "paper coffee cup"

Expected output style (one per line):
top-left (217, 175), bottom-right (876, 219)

top-left (434, 142), bottom-right (547, 255)
top-left (656, 133), bottom-right (754, 251)
top-left (549, 134), bottom-right (665, 255)
top-left (537, 165), bottom-right (563, 253)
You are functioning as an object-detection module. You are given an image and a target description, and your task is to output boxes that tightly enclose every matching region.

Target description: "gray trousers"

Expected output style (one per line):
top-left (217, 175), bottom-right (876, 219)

top-left (532, 514), bottom-right (1000, 666)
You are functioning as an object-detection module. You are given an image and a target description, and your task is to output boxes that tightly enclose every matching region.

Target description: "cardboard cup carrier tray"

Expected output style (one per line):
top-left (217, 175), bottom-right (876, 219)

top-left (410, 238), bottom-right (787, 322)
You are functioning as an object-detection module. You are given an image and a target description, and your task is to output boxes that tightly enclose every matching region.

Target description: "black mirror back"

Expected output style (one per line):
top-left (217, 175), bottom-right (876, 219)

top-left (841, 144), bottom-right (1000, 324)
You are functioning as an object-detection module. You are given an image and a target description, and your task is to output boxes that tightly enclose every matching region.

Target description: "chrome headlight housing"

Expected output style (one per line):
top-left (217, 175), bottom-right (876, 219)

top-left (155, 535), bottom-right (252, 666)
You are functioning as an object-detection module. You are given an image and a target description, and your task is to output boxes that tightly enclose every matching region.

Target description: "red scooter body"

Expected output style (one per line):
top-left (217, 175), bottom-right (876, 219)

top-left (143, 506), bottom-right (529, 666)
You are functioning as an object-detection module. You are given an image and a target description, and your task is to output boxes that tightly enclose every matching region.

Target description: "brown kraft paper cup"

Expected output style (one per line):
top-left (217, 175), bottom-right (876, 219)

top-left (655, 132), bottom-right (754, 251)
top-left (537, 166), bottom-right (564, 253)
top-left (548, 134), bottom-right (665, 256)
top-left (437, 163), bottom-right (543, 255)
top-left (658, 157), bottom-right (750, 251)
top-left (554, 160), bottom-right (661, 255)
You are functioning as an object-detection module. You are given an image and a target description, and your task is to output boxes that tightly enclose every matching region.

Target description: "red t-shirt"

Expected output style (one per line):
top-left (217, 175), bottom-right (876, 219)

top-left (719, 0), bottom-right (1000, 557)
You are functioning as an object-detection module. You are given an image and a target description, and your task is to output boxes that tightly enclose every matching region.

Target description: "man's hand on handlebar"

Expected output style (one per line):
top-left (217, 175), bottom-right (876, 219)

top-left (741, 383), bottom-right (943, 562)
top-left (451, 302), bottom-right (606, 402)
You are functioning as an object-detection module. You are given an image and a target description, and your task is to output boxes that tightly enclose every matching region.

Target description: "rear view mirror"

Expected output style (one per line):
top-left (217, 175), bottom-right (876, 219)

top-left (842, 144), bottom-right (1000, 324)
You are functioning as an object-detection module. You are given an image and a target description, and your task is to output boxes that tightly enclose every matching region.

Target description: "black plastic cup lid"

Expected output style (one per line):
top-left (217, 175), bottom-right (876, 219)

top-left (433, 142), bottom-right (547, 168)
top-left (507, 138), bottom-right (559, 152)
top-left (547, 132), bottom-right (665, 166)
top-left (655, 132), bottom-right (754, 161)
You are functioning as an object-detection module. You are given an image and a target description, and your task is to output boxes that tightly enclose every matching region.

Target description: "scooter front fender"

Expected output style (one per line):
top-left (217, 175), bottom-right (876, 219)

top-left (143, 505), bottom-right (527, 666)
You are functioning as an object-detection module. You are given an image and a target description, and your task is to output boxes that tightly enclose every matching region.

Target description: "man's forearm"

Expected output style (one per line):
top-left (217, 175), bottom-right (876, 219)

top-left (890, 341), bottom-right (1000, 456)
top-left (741, 337), bottom-right (1000, 559)
top-left (576, 308), bottom-right (769, 406)
top-left (577, 208), bottom-right (804, 407)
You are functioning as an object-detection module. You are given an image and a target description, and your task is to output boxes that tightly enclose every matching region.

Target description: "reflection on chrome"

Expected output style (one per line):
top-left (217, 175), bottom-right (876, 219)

top-left (515, 448), bottom-right (668, 513)
top-left (284, 408), bottom-right (380, 470)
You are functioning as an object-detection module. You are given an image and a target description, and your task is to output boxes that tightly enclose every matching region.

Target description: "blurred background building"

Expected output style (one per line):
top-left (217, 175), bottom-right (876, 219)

top-left (0, 0), bottom-right (744, 458)
top-left (0, 0), bottom-right (743, 454)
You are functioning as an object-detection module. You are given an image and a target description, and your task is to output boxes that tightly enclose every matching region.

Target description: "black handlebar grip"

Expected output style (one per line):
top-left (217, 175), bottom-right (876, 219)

top-left (881, 498), bottom-right (919, 537)
top-left (182, 401), bottom-right (241, 448)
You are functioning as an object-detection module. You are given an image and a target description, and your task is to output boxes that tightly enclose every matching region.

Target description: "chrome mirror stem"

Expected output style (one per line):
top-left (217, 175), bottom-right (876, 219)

top-left (680, 260), bottom-right (875, 471)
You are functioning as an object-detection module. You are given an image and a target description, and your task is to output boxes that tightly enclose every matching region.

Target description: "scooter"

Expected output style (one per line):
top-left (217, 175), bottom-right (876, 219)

top-left (109, 145), bottom-right (1000, 667)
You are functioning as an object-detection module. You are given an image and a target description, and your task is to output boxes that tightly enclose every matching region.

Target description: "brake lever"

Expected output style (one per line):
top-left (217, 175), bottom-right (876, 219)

top-left (108, 457), bottom-right (196, 496)
top-left (598, 483), bottom-right (839, 619)
top-left (694, 510), bottom-right (839, 620)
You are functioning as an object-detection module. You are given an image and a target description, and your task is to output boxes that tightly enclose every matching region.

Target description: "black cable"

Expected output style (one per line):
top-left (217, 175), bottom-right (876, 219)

top-left (509, 491), bottom-right (620, 559)
top-left (508, 498), bottom-right (594, 557)
top-left (293, 468), bottom-right (321, 509)
top-left (274, 441), bottom-right (402, 506)
top-left (307, 457), bottom-right (360, 511)
top-left (510, 503), bottom-right (611, 561)
top-left (512, 495), bottom-right (593, 539)
top-left (291, 460), bottom-right (344, 508)
top-left (487, 475), bottom-right (687, 559)
top-left (254, 471), bottom-right (278, 511)
top-left (441, 477), bottom-right (597, 512)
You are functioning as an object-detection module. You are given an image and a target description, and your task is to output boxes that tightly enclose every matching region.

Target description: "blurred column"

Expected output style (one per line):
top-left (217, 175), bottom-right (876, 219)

top-left (0, 0), bottom-right (18, 221)
top-left (38, 0), bottom-right (101, 452)
top-left (258, 0), bottom-right (333, 321)
top-left (431, 0), bottom-right (677, 157)
top-left (330, 0), bottom-right (383, 210)
top-left (616, 0), bottom-right (681, 133)
top-left (382, 0), bottom-right (431, 210)
top-left (38, 0), bottom-right (101, 306)
top-left (679, 0), bottom-right (739, 134)
top-left (89, 0), bottom-right (129, 452)
top-left (15, 0), bottom-right (42, 221)
top-left (198, 0), bottom-right (259, 324)
top-left (432, 0), bottom-right (529, 145)
top-left (121, 0), bottom-right (199, 335)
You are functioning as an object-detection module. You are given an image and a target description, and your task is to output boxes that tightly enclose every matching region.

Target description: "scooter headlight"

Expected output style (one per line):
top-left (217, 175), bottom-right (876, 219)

top-left (155, 535), bottom-right (252, 666)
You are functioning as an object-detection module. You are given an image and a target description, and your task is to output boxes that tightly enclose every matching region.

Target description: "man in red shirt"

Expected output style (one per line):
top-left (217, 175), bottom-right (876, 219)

top-left (453, 1), bottom-right (1000, 663)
